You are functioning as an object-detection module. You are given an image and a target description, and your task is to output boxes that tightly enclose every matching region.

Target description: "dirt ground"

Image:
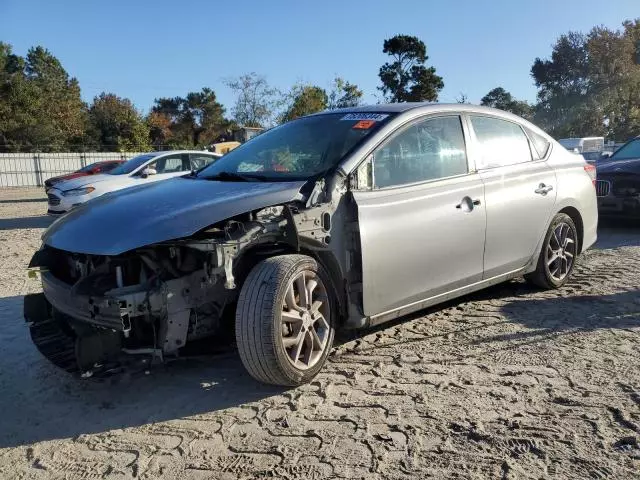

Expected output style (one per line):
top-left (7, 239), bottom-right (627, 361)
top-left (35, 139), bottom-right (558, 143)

top-left (0, 188), bottom-right (639, 480)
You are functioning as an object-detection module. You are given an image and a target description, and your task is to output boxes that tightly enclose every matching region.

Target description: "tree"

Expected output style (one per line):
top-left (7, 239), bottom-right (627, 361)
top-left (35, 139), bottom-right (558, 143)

top-left (152, 88), bottom-right (230, 147)
top-left (87, 93), bottom-right (150, 151)
top-left (280, 85), bottom-right (328, 123)
top-left (0, 44), bottom-right (88, 151)
top-left (456, 92), bottom-right (469, 104)
top-left (147, 111), bottom-right (173, 149)
top-left (0, 43), bottom-right (27, 151)
top-left (531, 19), bottom-right (640, 139)
top-left (26, 46), bottom-right (88, 149)
top-left (224, 72), bottom-right (280, 128)
top-left (480, 87), bottom-right (533, 118)
top-left (327, 77), bottom-right (363, 109)
top-left (378, 35), bottom-right (444, 103)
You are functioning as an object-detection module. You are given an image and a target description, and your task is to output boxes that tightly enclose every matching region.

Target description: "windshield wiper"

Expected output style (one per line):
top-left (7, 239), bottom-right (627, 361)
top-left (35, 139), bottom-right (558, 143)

top-left (201, 171), bottom-right (269, 182)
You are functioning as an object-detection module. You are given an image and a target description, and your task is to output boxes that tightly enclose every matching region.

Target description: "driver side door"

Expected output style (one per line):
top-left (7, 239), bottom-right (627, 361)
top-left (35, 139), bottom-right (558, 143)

top-left (351, 114), bottom-right (486, 317)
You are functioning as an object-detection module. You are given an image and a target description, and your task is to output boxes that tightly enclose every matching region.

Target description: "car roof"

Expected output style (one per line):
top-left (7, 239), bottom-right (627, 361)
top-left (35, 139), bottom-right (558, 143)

top-left (320, 103), bottom-right (436, 114)
top-left (315, 102), bottom-right (530, 119)
top-left (140, 150), bottom-right (220, 157)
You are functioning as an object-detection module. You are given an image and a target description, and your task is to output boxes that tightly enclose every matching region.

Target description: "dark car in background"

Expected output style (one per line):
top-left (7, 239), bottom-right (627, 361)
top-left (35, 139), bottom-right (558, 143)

top-left (596, 136), bottom-right (640, 218)
top-left (44, 161), bottom-right (125, 191)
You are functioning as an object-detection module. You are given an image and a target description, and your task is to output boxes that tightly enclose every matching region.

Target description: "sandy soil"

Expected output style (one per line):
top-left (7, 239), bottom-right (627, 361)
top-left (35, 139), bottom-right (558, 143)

top-left (0, 188), bottom-right (639, 479)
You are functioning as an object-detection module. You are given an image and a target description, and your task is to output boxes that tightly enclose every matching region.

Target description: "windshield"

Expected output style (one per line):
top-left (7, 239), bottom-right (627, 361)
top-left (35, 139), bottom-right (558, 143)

top-left (609, 138), bottom-right (640, 161)
top-left (78, 162), bottom-right (102, 172)
top-left (108, 154), bottom-right (156, 175)
top-left (197, 113), bottom-right (394, 181)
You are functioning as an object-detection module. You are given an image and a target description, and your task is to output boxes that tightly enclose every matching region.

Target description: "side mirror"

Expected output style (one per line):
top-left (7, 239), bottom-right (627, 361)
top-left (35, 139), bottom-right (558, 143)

top-left (600, 151), bottom-right (613, 159)
top-left (140, 167), bottom-right (157, 178)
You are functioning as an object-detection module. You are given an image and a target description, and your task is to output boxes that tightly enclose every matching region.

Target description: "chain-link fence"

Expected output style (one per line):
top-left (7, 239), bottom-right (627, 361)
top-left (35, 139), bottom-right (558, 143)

top-left (0, 152), bottom-right (146, 187)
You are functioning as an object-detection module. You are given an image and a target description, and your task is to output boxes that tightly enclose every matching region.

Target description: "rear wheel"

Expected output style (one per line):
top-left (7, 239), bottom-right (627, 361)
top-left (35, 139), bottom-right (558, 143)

top-left (235, 254), bottom-right (335, 386)
top-left (526, 213), bottom-right (578, 289)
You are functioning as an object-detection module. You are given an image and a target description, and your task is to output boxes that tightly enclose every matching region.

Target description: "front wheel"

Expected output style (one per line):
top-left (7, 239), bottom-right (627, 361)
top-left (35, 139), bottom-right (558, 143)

top-left (526, 213), bottom-right (579, 289)
top-left (235, 254), bottom-right (335, 386)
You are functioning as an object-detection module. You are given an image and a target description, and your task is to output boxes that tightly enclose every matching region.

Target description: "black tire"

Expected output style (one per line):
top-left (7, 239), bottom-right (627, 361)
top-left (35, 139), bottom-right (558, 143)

top-left (526, 213), bottom-right (579, 289)
top-left (235, 254), bottom-right (335, 386)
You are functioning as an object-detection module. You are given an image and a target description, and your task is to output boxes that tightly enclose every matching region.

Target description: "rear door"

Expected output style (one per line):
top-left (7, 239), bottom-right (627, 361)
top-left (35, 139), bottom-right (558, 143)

top-left (467, 115), bottom-right (557, 278)
top-left (352, 114), bottom-right (486, 316)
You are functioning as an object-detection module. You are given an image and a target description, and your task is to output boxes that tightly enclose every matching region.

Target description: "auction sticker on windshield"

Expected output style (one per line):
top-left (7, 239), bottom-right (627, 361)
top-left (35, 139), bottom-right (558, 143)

top-left (341, 113), bottom-right (389, 121)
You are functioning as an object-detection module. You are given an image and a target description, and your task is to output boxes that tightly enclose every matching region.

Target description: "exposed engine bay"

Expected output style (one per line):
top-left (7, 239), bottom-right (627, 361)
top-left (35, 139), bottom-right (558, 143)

top-left (25, 183), bottom-right (349, 377)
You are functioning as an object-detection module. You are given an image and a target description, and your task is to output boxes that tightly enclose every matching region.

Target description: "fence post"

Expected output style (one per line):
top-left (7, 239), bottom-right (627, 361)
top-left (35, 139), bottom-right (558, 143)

top-left (33, 153), bottom-right (42, 187)
top-left (80, 152), bottom-right (86, 168)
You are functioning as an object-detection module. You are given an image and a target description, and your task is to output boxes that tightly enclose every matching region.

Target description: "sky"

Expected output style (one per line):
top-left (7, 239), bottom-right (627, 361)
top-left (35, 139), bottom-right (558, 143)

top-left (1, 0), bottom-right (638, 114)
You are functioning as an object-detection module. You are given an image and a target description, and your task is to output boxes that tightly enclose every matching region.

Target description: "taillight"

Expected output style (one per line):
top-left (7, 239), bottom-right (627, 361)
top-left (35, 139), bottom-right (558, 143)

top-left (584, 164), bottom-right (597, 186)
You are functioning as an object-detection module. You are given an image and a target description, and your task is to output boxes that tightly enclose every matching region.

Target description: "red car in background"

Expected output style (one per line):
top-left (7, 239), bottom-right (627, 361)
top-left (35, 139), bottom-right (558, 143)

top-left (44, 161), bottom-right (125, 190)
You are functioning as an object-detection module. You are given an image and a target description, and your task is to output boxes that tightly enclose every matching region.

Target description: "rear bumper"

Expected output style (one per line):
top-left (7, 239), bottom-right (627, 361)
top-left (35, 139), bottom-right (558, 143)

top-left (597, 196), bottom-right (640, 218)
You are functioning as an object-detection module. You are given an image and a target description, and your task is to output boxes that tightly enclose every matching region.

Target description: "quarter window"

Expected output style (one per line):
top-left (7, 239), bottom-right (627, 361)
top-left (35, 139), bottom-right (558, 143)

top-left (470, 116), bottom-right (532, 169)
top-left (372, 116), bottom-right (468, 189)
top-left (525, 127), bottom-right (551, 160)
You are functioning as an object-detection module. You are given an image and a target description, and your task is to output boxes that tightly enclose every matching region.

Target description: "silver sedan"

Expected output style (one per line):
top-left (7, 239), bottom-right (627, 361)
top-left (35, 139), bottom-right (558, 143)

top-left (26, 103), bottom-right (598, 385)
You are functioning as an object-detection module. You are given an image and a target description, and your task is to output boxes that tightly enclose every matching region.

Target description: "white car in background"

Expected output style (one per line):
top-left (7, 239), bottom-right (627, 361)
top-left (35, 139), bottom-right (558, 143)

top-left (46, 151), bottom-right (221, 215)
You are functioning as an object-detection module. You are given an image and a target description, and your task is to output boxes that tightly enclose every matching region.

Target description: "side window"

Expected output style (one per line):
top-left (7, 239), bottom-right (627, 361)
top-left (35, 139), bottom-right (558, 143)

top-left (373, 116), bottom-right (468, 189)
top-left (190, 154), bottom-right (217, 170)
top-left (525, 127), bottom-right (551, 160)
top-left (470, 116), bottom-right (532, 169)
top-left (147, 154), bottom-right (185, 174)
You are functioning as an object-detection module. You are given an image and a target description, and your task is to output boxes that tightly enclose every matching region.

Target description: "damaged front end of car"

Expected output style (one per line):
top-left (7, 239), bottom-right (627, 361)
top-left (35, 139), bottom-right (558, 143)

top-left (25, 181), bottom-right (343, 377)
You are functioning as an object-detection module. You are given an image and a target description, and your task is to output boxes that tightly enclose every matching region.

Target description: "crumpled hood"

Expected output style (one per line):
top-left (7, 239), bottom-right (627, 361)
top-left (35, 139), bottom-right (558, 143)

top-left (52, 173), bottom-right (116, 191)
top-left (43, 177), bottom-right (305, 255)
top-left (597, 158), bottom-right (640, 176)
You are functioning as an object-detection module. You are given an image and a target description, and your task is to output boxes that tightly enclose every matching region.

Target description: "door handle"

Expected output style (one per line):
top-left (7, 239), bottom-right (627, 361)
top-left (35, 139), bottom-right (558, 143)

top-left (535, 183), bottom-right (553, 195)
top-left (456, 197), bottom-right (481, 211)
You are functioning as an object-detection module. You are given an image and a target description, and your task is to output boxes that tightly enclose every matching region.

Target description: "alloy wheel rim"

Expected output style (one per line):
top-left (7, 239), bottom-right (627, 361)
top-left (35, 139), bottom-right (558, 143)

top-left (280, 270), bottom-right (330, 370)
top-left (546, 222), bottom-right (576, 282)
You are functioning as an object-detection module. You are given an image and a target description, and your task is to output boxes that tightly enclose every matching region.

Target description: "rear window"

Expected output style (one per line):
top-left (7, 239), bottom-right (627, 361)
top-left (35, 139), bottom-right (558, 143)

top-left (610, 138), bottom-right (640, 161)
top-left (525, 127), bottom-right (551, 159)
top-left (78, 162), bottom-right (100, 172)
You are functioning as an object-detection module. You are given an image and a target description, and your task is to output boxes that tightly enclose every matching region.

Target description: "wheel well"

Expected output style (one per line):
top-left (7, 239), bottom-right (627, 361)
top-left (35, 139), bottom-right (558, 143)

top-left (558, 206), bottom-right (584, 253)
top-left (233, 244), bottom-right (347, 323)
